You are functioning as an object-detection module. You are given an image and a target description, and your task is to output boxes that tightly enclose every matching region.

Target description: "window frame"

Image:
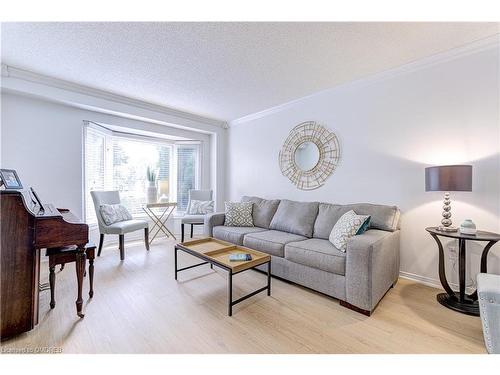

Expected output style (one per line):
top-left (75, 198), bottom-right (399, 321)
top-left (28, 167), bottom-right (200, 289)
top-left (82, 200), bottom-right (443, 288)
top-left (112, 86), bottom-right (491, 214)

top-left (83, 122), bottom-right (202, 224)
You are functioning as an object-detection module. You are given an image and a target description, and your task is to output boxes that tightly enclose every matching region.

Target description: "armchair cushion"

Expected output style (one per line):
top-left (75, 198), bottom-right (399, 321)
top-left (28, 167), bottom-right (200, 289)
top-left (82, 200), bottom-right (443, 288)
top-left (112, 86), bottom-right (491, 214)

top-left (187, 200), bottom-right (214, 215)
top-left (181, 214), bottom-right (206, 224)
top-left (104, 219), bottom-right (149, 235)
top-left (100, 204), bottom-right (133, 225)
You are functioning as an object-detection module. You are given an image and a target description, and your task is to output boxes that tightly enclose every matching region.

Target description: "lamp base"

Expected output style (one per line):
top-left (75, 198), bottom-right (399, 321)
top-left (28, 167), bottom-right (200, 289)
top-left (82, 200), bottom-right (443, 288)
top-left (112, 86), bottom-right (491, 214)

top-left (437, 225), bottom-right (458, 232)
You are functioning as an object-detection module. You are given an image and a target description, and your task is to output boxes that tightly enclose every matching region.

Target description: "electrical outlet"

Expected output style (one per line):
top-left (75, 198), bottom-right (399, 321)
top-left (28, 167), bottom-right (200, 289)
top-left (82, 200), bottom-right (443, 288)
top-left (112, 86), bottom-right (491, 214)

top-left (448, 243), bottom-right (458, 259)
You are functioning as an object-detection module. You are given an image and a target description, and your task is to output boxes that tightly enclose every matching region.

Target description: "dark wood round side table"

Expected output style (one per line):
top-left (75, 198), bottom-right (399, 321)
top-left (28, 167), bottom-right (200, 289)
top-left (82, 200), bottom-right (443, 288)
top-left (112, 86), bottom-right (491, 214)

top-left (426, 227), bottom-right (500, 316)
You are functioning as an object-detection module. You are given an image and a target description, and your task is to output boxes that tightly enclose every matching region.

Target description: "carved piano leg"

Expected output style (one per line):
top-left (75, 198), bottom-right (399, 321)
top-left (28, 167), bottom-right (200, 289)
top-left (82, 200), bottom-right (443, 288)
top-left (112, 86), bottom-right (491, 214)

top-left (49, 266), bottom-right (56, 309)
top-left (97, 234), bottom-right (104, 257)
top-left (88, 257), bottom-right (94, 298)
top-left (75, 246), bottom-right (86, 318)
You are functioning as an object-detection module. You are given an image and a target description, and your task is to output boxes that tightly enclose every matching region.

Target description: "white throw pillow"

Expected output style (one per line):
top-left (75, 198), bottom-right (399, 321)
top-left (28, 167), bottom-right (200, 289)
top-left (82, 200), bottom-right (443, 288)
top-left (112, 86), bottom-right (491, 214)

top-left (187, 200), bottom-right (214, 215)
top-left (100, 204), bottom-right (133, 225)
top-left (329, 210), bottom-right (370, 252)
top-left (224, 202), bottom-right (254, 227)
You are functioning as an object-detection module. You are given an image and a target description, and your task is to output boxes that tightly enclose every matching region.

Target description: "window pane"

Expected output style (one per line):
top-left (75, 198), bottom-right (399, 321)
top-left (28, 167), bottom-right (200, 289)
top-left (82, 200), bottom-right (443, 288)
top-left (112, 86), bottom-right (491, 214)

top-left (84, 128), bottom-right (105, 223)
top-left (84, 126), bottom-right (199, 222)
top-left (112, 137), bottom-right (171, 215)
top-left (177, 145), bottom-right (199, 211)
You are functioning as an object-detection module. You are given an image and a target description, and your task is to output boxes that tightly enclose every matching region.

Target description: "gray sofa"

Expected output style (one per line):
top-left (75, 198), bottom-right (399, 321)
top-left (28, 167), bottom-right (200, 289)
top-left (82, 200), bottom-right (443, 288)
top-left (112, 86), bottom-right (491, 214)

top-left (204, 196), bottom-right (401, 316)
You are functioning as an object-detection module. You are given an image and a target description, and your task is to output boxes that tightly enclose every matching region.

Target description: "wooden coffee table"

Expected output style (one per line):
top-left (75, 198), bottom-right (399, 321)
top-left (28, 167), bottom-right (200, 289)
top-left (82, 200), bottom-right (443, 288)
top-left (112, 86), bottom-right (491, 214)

top-left (174, 237), bottom-right (271, 316)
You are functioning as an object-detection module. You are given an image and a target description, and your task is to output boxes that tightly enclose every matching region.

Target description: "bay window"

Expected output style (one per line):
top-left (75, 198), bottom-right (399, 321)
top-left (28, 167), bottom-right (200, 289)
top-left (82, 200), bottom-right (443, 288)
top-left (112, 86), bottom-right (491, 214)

top-left (84, 123), bottom-right (201, 224)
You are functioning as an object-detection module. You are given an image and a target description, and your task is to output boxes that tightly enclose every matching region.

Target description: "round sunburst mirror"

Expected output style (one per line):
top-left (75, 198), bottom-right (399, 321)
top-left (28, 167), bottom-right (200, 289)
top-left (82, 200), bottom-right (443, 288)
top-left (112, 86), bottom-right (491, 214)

top-left (279, 121), bottom-right (341, 190)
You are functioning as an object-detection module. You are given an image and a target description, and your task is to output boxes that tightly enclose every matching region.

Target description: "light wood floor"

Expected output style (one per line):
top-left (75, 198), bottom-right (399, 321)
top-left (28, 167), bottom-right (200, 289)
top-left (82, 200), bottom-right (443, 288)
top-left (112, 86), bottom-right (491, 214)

top-left (1, 237), bottom-right (486, 353)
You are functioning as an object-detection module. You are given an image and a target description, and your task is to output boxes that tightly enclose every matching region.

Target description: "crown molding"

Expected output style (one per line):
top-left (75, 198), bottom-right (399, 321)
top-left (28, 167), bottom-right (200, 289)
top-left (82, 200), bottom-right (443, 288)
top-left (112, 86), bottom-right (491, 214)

top-left (1, 64), bottom-right (228, 129)
top-left (230, 34), bottom-right (500, 127)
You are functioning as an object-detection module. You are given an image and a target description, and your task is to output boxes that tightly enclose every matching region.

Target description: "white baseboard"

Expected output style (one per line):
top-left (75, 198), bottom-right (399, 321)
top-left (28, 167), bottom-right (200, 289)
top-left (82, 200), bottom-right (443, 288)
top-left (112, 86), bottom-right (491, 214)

top-left (399, 271), bottom-right (475, 294)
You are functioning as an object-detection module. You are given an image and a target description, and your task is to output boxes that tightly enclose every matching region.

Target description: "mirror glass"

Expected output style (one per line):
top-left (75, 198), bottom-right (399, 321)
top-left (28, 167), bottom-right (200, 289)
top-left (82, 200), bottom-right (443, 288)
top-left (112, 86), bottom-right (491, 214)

top-left (294, 141), bottom-right (320, 171)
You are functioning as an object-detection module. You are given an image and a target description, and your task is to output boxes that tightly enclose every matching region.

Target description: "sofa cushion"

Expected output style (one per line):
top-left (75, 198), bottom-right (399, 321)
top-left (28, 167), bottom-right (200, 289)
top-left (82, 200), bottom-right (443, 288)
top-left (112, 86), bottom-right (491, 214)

top-left (213, 226), bottom-right (266, 245)
top-left (243, 230), bottom-right (307, 257)
top-left (329, 210), bottom-right (370, 252)
top-left (285, 238), bottom-right (346, 276)
top-left (269, 199), bottom-right (319, 237)
top-left (241, 196), bottom-right (280, 229)
top-left (313, 202), bottom-right (400, 239)
top-left (224, 201), bottom-right (254, 227)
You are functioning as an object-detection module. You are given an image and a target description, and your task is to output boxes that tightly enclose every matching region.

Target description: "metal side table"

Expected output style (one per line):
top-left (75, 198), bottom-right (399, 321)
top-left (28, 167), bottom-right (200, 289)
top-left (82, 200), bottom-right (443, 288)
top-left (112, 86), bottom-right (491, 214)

top-left (142, 202), bottom-right (177, 245)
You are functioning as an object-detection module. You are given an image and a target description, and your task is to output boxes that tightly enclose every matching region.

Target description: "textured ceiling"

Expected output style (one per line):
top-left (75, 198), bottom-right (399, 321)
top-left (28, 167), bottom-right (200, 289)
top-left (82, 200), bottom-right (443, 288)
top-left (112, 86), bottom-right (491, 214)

top-left (1, 22), bottom-right (498, 121)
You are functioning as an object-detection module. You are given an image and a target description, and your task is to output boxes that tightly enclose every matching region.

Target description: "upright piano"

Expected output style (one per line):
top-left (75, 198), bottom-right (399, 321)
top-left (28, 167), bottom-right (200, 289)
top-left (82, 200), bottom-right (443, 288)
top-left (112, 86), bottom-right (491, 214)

top-left (0, 189), bottom-right (89, 341)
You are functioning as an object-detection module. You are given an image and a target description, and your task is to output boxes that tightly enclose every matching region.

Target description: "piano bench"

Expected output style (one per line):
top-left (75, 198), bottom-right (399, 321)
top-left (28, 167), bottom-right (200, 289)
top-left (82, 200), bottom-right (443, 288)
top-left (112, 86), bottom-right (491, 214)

top-left (45, 244), bottom-right (96, 317)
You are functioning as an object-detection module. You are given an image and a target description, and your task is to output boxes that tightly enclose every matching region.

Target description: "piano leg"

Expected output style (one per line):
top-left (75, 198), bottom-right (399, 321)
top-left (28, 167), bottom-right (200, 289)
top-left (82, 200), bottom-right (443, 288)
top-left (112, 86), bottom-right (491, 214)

top-left (49, 266), bottom-right (56, 309)
top-left (75, 245), bottom-right (86, 318)
top-left (88, 257), bottom-right (94, 298)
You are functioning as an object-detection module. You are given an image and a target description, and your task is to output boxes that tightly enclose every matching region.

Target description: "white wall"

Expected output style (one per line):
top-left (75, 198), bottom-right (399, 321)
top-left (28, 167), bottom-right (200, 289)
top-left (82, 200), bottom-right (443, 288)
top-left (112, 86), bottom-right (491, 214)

top-left (0, 93), bottom-right (214, 243)
top-left (228, 44), bottom-right (500, 288)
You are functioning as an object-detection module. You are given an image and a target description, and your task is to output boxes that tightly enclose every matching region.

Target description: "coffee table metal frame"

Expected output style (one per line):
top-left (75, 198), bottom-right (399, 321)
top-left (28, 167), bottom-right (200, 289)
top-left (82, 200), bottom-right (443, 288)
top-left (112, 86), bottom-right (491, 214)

top-left (174, 243), bottom-right (271, 316)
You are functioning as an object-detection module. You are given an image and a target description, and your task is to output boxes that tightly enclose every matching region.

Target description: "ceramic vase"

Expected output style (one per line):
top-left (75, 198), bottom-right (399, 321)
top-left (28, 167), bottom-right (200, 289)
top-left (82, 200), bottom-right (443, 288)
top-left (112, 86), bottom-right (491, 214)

top-left (460, 219), bottom-right (477, 235)
top-left (147, 181), bottom-right (158, 204)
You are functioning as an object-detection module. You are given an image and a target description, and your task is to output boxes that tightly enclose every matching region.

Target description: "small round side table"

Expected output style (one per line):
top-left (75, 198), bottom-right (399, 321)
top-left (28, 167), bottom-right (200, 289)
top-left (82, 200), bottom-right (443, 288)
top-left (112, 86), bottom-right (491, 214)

top-left (426, 227), bottom-right (500, 316)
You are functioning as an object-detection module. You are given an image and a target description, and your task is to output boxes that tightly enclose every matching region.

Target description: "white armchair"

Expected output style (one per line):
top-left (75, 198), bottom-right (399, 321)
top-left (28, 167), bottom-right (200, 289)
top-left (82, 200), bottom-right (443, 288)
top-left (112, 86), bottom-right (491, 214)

top-left (477, 273), bottom-right (500, 354)
top-left (181, 189), bottom-right (213, 242)
top-left (91, 190), bottom-right (149, 260)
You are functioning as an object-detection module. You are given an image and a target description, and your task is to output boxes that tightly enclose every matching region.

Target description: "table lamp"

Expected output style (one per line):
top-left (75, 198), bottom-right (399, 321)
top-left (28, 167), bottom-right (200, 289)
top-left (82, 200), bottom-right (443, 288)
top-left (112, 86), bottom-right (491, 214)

top-left (425, 165), bottom-right (472, 232)
top-left (158, 179), bottom-right (169, 203)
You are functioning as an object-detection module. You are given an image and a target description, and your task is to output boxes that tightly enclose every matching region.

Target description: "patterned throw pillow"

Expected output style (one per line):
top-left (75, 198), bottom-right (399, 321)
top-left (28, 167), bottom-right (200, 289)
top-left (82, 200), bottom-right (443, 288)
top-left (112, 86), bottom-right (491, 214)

top-left (187, 200), bottom-right (214, 215)
top-left (100, 204), bottom-right (133, 225)
top-left (329, 210), bottom-right (370, 252)
top-left (224, 202), bottom-right (254, 227)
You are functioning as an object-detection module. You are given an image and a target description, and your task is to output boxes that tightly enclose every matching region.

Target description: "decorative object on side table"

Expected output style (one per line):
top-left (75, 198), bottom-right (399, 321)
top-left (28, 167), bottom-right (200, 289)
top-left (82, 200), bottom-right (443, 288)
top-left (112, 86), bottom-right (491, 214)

top-left (158, 179), bottom-right (169, 203)
top-left (146, 166), bottom-right (158, 204)
top-left (426, 227), bottom-right (500, 316)
top-left (460, 219), bottom-right (477, 235)
top-left (279, 121), bottom-right (341, 190)
top-left (425, 165), bottom-right (472, 232)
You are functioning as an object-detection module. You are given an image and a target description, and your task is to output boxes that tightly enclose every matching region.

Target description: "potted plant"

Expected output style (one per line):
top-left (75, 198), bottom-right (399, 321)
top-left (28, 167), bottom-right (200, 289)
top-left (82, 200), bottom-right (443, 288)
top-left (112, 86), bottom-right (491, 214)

top-left (146, 166), bottom-right (158, 204)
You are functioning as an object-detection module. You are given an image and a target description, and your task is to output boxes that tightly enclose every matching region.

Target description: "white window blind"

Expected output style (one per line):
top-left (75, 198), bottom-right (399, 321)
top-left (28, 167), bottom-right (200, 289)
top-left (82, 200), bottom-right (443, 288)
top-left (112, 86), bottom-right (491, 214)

top-left (112, 136), bottom-right (172, 216)
top-left (84, 123), bottom-right (201, 223)
top-left (176, 145), bottom-right (199, 211)
top-left (84, 126), bottom-right (106, 223)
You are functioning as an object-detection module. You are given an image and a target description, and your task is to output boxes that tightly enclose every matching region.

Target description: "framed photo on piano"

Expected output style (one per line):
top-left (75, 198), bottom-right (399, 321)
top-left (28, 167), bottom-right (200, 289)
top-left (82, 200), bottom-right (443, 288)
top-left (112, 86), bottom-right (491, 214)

top-left (0, 168), bottom-right (23, 189)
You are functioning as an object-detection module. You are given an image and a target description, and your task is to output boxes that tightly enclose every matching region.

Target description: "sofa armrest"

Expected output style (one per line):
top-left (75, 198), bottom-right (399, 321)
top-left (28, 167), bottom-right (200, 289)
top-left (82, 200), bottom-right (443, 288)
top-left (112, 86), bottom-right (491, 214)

top-left (204, 212), bottom-right (226, 236)
top-left (345, 229), bottom-right (400, 312)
